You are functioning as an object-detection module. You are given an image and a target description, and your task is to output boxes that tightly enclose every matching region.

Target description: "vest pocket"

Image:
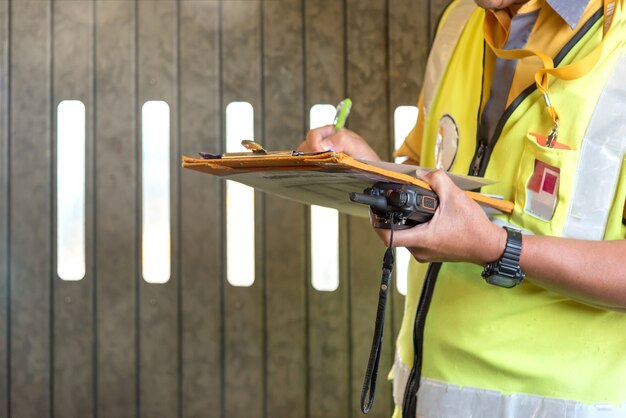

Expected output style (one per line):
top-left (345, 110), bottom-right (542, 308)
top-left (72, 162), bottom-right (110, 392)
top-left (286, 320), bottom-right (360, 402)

top-left (510, 133), bottom-right (578, 236)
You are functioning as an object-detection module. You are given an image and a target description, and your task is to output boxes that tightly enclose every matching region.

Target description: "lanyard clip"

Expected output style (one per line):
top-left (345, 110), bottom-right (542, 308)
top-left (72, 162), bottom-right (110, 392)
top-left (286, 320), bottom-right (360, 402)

top-left (546, 117), bottom-right (559, 148)
top-left (542, 92), bottom-right (559, 148)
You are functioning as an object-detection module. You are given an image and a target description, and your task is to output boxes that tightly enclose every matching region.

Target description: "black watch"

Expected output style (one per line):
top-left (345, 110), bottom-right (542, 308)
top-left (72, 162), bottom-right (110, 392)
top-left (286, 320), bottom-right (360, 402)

top-left (482, 226), bottom-right (525, 288)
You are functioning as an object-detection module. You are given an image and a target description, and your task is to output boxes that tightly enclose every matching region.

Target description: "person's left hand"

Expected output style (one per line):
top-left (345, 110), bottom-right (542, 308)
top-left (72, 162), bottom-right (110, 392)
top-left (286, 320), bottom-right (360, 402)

top-left (374, 170), bottom-right (507, 265)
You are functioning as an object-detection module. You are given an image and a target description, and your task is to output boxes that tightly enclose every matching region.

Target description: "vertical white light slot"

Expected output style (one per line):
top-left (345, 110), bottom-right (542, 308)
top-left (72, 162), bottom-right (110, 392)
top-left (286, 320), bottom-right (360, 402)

top-left (394, 105), bottom-right (418, 164)
top-left (57, 100), bottom-right (86, 281)
top-left (394, 105), bottom-right (419, 295)
top-left (226, 102), bottom-right (255, 287)
top-left (142, 101), bottom-right (171, 283)
top-left (394, 247), bottom-right (411, 295)
top-left (309, 104), bottom-right (339, 291)
top-left (309, 104), bottom-right (336, 133)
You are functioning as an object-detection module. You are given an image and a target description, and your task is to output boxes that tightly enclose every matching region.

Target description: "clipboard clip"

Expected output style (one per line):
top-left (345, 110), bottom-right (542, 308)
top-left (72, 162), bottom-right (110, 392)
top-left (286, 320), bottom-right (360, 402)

top-left (241, 140), bottom-right (269, 154)
top-left (218, 140), bottom-right (303, 159)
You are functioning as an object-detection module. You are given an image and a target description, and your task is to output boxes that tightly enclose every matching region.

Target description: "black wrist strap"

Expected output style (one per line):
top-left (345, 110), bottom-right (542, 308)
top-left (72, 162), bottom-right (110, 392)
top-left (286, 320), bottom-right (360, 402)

top-left (360, 219), bottom-right (395, 414)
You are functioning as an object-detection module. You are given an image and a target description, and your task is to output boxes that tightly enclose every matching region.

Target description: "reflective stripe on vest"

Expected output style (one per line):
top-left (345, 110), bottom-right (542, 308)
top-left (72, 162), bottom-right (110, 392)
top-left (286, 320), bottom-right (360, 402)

top-left (562, 54), bottom-right (626, 240)
top-left (393, 354), bottom-right (626, 418)
top-left (392, 352), bottom-right (411, 408)
top-left (422, 0), bottom-right (476, 118)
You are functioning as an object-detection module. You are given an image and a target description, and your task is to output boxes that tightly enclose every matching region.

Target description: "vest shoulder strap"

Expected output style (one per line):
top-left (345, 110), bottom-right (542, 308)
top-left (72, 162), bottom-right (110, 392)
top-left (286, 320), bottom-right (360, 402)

top-left (423, 0), bottom-right (478, 117)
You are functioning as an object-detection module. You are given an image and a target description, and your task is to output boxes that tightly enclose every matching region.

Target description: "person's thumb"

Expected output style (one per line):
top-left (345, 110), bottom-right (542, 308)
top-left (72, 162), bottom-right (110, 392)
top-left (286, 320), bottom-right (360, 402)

top-left (422, 169), bottom-right (453, 197)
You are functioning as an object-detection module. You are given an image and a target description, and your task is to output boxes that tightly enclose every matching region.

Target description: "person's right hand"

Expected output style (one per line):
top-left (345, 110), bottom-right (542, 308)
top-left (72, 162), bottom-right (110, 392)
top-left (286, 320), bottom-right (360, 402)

top-left (298, 125), bottom-right (381, 161)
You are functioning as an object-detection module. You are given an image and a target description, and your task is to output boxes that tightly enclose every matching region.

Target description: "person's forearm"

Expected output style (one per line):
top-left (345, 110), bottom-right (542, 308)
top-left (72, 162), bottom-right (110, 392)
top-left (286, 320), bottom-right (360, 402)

top-left (520, 236), bottom-right (626, 311)
top-left (373, 170), bottom-right (626, 312)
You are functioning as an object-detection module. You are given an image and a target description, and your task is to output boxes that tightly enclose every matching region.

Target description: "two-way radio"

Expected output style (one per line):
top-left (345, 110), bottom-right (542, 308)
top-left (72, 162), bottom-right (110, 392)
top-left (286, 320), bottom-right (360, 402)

top-left (349, 182), bottom-right (439, 414)
top-left (350, 182), bottom-right (439, 229)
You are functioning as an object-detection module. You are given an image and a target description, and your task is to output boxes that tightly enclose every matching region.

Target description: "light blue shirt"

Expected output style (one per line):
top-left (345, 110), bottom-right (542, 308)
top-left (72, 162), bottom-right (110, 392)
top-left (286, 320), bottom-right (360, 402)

top-left (548, 0), bottom-right (590, 29)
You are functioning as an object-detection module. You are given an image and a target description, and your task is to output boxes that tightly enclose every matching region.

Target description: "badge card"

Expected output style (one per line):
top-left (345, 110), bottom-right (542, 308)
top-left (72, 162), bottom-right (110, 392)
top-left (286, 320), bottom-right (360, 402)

top-left (525, 159), bottom-right (560, 221)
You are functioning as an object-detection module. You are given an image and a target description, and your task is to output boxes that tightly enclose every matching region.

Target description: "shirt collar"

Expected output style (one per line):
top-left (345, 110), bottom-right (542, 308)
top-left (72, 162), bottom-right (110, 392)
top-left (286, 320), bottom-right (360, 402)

top-left (546, 0), bottom-right (591, 29)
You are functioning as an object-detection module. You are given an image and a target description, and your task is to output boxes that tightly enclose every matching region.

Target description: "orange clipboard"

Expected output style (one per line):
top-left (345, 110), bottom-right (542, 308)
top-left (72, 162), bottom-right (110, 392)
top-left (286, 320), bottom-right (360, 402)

top-left (182, 151), bottom-right (514, 218)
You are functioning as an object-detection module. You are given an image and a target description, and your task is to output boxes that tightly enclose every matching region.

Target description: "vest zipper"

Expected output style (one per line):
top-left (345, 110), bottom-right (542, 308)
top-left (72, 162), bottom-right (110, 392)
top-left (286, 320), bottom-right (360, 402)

top-left (399, 9), bottom-right (603, 417)
top-left (469, 8), bottom-right (603, 182)
top-left (470, 7), bottom-right (604, 184)
top-left (470, 142), bottom-right (486, 177)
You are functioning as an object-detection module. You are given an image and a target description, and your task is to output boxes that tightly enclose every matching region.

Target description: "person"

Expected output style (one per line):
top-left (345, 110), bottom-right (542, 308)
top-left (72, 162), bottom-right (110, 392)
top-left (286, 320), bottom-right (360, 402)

top-left (299, 0), bottom-right (626, 416)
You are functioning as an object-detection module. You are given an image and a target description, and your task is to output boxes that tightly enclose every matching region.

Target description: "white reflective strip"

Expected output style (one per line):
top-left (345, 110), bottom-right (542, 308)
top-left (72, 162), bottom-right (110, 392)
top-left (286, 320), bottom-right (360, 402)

top-left (417, 379), bottom-right (503, 418)
top-left (394, 370), bottom-right (626, 417)
top-left (392, 353), bottom-right (411, 407)
top-left (414, 378), bottom-right (626, 418)
top-left (422, 0), bottom-right (476, 117)
top-left (563, 55), bottom-right (626, 240)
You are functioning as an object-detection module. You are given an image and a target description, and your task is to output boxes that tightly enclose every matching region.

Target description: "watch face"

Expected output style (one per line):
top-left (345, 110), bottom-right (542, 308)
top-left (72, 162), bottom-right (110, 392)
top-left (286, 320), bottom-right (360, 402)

top-left (486, 274), bottom-right (519, 288)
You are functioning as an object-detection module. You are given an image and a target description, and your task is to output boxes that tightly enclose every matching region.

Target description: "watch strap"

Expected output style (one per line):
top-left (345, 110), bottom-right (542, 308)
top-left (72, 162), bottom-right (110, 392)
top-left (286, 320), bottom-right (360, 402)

top-left (482, 226), bottom-right (525, 288)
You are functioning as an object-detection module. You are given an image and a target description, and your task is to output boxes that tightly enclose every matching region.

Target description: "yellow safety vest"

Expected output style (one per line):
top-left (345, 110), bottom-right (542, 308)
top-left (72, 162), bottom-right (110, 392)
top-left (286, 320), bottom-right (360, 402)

top-left (393, 0), bottom-right (626, 416)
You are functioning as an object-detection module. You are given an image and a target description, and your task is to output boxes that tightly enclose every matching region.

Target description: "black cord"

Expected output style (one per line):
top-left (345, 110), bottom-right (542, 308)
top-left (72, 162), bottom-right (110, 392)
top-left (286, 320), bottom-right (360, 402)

top-left (401, 262), bottom-right (441, 418)
top-left (360, 215), bottom-right (395, 413)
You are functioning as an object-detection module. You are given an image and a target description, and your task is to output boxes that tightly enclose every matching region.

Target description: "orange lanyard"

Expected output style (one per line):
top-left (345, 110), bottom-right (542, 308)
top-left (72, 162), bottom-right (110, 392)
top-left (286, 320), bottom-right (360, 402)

top-left (483, 0), bottom-right (621, 146)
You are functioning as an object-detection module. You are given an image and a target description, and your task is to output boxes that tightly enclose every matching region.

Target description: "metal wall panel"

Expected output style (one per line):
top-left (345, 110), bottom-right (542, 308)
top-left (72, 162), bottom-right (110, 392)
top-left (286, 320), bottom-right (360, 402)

top-left (0, 0), bottom-right (7, 416)
top-left (0, 0), bottom-right (445, 416)
top-left (389, 0), bottom-right (429, 110)
top-left (430, 0), bottom-right (452, 41)
top-left (9, 1), bottom-right (52, 417)
top-left (137, 1), bottom-right (179, 417)
top-left (52, 2), bottom-right (95, 417)
top-left (347, 0), bottom-right (396, 416)
top-left (221, 2), bottom-right (265, 417)
top-left (263, 0), bottom-right (308, 417)
top-left (179, 2), bottom-right (222, 417)
top-left (304, 0), bottom-right (351, 416)
top-left (388, 0), bottom-right (431, 344)
top-left (95, 2), bottom-right (137, 416)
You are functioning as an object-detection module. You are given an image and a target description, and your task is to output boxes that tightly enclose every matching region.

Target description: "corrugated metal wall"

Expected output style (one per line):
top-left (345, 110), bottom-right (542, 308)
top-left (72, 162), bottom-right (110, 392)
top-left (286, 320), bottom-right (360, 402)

top-left (0, 0), bottom-right (449, 417)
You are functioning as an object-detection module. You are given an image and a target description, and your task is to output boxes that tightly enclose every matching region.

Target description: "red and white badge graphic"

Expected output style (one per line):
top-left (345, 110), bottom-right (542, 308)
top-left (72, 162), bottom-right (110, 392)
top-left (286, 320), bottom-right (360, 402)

top-left (525, 159), bottom-right (560, 221)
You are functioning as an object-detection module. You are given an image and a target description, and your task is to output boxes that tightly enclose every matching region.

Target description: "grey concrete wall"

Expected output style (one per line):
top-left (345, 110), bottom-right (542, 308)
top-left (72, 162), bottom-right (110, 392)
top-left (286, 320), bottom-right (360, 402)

top-left (0, 0), bottom-right (444, 417)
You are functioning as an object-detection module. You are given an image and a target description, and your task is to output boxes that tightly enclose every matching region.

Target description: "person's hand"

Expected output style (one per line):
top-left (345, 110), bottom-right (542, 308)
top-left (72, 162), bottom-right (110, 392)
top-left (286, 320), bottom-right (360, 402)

top-left (298, 125), bottom-right (381, 161)
top-left (374, 170), bottom-right (507, 265)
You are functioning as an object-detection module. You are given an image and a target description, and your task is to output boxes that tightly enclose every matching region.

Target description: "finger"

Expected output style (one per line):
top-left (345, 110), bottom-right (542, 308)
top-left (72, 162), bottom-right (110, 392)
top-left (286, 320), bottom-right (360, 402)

top-left (306, 125), bottom-right (336, 150)
top-left (387, 224), bottom-right (429, 248)
top-left (373, 227), bottom-right (392, 247)
top-left (372, 222), bottom-right (428, 248)
top-left (422, 169), bottom-right (456, 198)
top-left (414, 168), bottom-right (430, 180)
top-left (323, 129), bottom-right (360, 155)
top-left (407, 248), bottom-right (439, 264)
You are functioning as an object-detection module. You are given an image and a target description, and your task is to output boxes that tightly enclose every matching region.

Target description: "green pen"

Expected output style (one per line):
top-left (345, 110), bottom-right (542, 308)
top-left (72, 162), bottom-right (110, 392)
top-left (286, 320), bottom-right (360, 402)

top-left (334, 98), bottom-right (352, 131)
